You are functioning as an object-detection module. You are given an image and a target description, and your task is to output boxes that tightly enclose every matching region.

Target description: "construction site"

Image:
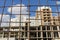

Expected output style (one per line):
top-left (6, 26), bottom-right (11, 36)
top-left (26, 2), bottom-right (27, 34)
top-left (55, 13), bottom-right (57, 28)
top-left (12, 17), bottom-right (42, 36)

top-left (0, 0), bottom-right (60, 40)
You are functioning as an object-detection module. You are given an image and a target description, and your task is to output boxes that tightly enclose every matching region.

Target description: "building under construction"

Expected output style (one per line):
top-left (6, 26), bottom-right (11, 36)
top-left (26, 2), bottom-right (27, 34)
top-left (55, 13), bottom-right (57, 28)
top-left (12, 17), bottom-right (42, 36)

top-left (0, 0), bottom-right (60, 40)
top-left (0, 6), bottom-right (60, 40)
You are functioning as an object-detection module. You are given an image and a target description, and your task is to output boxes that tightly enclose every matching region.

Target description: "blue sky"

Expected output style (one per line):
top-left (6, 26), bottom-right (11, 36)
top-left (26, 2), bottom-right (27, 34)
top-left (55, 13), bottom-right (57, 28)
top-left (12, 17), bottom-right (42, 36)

top-left (0, 0), bottom-right (60, 17)
top-left (0, 0), bottom-right (60, 27)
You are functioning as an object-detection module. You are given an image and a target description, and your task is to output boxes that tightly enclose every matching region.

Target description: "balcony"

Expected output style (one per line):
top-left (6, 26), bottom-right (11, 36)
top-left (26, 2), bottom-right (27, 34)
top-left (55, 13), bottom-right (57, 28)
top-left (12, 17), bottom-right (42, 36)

top-left (10, 29), bottom-right (19, 31)
top-left (44, 22), bottom-right (51, 25)
top-left (3, 29), bottom-right (8, 31)
top-left (3, 29), bottom-right (19, 31)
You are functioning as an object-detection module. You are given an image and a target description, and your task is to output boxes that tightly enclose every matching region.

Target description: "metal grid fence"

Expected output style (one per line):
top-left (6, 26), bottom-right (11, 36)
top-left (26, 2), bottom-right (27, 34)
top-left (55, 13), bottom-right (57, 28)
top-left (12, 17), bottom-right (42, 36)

top-left (0, 0), bottom-right (60, 40)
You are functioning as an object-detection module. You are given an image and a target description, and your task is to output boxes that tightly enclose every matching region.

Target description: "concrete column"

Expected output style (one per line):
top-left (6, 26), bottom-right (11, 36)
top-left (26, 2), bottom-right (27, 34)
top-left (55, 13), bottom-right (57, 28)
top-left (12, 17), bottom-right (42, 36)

top-left (41, 26), bottom-right (43, 39)
top-left (57, 26), bottom-right (60, 37)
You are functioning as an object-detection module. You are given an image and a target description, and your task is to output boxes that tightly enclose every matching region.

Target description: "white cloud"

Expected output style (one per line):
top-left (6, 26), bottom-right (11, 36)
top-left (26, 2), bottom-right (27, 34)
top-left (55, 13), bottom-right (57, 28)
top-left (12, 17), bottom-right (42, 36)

top-left (8, 4), bottom-right (28, 15)
top-left (0, 4), bottom-right (28, 27)
top-left (0, 15), bottom-right (27, 27)
top-left (0, 14), bottom-right (2, 20)
top-left (11, 15), bottom-right (27, 26)
top-left (1, 23), bottom-right (9, 27)
top-left (56, 1), bottom-right (60, 4)
top-left (11, 15), bottom-right (26, 22)
top-left (10, 16), bottom-right (20, 26)
top-left (0, 14), bottom-right (10, 27)
top-left (2, 15), bottom-right (10, 22)
top-left (7, 4), bottom-right (28, 26)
